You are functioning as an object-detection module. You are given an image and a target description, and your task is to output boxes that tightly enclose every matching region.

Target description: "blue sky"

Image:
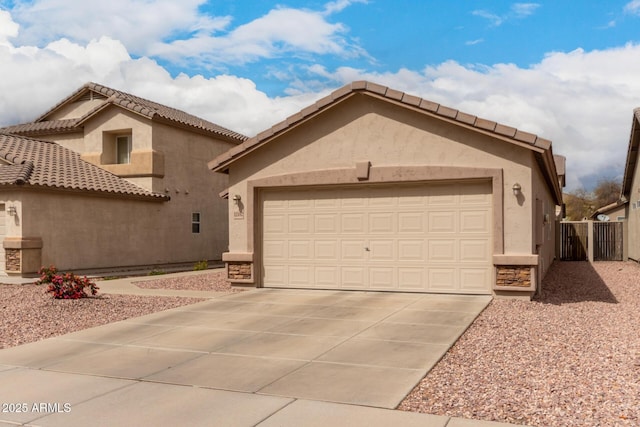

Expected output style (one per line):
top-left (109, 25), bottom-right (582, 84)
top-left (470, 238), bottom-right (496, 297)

top-left (2, 0), bottom-right (640, 190)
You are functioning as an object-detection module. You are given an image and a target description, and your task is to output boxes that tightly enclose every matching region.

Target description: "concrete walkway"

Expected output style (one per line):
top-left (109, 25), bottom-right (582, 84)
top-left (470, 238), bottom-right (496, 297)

top-left (0, 274), bottom-right (529, 426)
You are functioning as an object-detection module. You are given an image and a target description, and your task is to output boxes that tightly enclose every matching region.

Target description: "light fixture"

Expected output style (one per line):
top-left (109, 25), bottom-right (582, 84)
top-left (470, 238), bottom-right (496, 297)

top-left (512, 183), bottom-right (522, 196)
top-left (232, 194), bottom-right (241, 204)
top-left (7, 206), bottom-right (16, 216)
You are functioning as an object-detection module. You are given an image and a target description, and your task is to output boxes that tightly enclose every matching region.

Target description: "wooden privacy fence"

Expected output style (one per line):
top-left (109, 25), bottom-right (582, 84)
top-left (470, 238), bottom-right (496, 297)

top-left (559, 221), bottom-right (624, 261)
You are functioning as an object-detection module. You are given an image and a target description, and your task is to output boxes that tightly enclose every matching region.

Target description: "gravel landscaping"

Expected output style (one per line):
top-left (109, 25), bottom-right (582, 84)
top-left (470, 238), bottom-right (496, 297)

top-left (399, 261), bottom-right (640, 426)
top-left (0, 270), bottom-right (240, 349)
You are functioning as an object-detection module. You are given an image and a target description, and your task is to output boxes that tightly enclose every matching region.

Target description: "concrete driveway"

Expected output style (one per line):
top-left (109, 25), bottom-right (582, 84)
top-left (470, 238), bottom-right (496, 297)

top-left (0, 288), bottom-right (494, 426)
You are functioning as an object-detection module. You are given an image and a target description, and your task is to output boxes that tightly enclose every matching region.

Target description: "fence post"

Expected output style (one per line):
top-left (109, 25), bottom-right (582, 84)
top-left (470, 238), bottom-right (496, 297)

top-left (587, 220), bottom-right (594, 262)
top-left (623, 220), bottom-right (628, 261)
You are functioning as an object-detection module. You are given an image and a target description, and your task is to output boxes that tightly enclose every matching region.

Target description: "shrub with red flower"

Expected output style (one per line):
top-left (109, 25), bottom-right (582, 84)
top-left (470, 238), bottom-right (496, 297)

top-left (36, 265), bottom-right (99, 299)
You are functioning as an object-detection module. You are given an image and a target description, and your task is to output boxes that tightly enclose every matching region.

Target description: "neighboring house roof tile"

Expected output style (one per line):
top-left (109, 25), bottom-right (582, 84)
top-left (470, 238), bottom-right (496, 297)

top-left (0, 132), bottom-right (169, 200)
top-left (1, 119), bottom-right (81, 136)
top-left (4, 82), bottom-right (248, 143)
top-left (590, 200), bottom-right (627, 219)
top-left (208, 80), bottom-right (563, 204)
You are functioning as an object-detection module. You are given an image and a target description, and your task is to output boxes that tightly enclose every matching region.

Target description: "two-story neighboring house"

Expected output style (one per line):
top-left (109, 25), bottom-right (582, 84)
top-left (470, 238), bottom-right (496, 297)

top-left (0, 82), bottom-right (247, 276)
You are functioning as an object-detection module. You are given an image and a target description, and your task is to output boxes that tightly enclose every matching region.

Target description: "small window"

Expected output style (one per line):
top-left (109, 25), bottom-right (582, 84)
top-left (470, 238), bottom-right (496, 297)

top-left (617, 216), bottom-right (625, 221)
top-left (192, 213), bottom-right (201, 234)
top-left (116, 135), bottom-right (131, 164)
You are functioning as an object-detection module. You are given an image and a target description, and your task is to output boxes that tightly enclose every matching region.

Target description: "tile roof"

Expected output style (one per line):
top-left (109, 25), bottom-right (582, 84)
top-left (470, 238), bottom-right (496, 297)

top-left (208, 80), bottom-right (563, 205)
top-left (0, 132), bottom-right (169, 200)
top-left (209, 80), bottom-right (555, 173)
top-left (5, 82), bottom-right (248, 143)
top-left (1, 119), bottom-right (81, 136)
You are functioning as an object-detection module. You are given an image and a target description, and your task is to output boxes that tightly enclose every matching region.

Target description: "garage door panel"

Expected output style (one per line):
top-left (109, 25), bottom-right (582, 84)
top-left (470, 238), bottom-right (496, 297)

top-left (459, 268), bottom-right (491, 292)
top-left (460, 239), bottom-right (490, 261)
top-left (289, 215), bottom-right (312, 233)
top-left (370, 267), bottom-right (395, 289)
top-left (428, 211), bottom-right (457, 233)
top-left (315, 240), bottom-right (339, 260)
top-left (460, 210), bottom-right (490, 233)
top-left (341, 213), bottom-right (367, 233)
top-left (262, 182), bottom-right (492, 294)
top-left (289, 240), bottom-right (312, 260)
top-left (315, 266), bottom-right (338, 287)
top-left (289, 266), bottom-right (313, 287)
top-left (398, 212), bottom-right (424, 232)
top-left (341, 267), bottom-right (367, 288)
top-left (314, 214), bottom-right (339, 233)
top-left (341, 240), bottom-right (368, 260)
top-left (369, 212), bottom-right (395, 233)
top-left (428, 268), bottom-right (457, 291)
top-left (428, 240), bottom-right (456, 261)
top-left (398, 268), bottom-right (424, 289)
top-left (264, 215), bottom-right (286, 234)
top-left (369, 239), bottom-right (395, 261)
top-left (264, 265), bottom-right (286, 286)
top-left (398, 240), bottom-right (424, 260)
top-left (264, 240), bottom-right (286, 260)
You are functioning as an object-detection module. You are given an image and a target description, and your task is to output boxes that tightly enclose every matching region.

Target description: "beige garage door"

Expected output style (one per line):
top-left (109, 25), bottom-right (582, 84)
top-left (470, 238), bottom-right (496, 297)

top-left (261, 181), bottom-right (492, 294)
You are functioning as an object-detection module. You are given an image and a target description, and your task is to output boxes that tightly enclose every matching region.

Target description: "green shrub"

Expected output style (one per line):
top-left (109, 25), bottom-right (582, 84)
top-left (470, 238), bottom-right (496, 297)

top-left (36, 265), bottom-right (99, 299)
top-left (193, 260), bottom-right (208, 271)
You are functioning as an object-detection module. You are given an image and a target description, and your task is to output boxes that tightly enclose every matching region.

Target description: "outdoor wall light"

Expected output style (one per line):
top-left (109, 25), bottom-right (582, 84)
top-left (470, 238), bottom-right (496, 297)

top-left (232, 194), bottom-right (242, 204)
top-left (7, 206), bottom-right (16, 216)
top-left (512, 183), bottom-right (522, 196)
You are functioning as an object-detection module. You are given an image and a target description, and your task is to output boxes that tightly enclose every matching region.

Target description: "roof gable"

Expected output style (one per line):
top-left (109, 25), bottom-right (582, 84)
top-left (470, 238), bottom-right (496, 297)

top-left (0, 132), bottom-right (168, 200)
top-left (4, 82), bottom-right (248, 143)
top-left (621, 109), bottom-right (640, 200)
top-left (209, 80), bottom-right (563, 204)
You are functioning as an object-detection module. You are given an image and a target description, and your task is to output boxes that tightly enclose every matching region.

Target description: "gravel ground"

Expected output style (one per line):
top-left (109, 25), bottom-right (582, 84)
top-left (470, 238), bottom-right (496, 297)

top-left (399, 261), bottom-right (640, 427)
top-left (133, 269), bottom-right (243, 292)
top-left (0, 270), bottom-right (238, 349)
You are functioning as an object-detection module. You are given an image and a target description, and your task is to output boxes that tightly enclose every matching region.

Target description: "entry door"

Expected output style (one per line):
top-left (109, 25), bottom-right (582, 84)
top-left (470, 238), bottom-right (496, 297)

top-left (261, 182), bottom-right (492, 294)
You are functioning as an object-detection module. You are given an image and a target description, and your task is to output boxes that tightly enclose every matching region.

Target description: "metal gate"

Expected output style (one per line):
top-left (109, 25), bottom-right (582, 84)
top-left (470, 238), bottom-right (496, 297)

top-left (560, 221), bottom-right (623, 261)
top-left (593, 222), bottom-right (623, 261)
top-left (560, 222), bottom-right (588, 261)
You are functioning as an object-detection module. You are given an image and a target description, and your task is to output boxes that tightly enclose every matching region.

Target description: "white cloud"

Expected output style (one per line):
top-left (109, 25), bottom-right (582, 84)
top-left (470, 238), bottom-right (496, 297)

top-left (304, 45), bottom-right (640, 190)
top-left (149, 6), bottom-right (368, 67)
top-left (511, 3), bottom-right (540, 18)
top-left (5, 0), bottom-right (368, 68)
top-left (473, 3), bottom-right (540, 26)
top-left (624, 0), bottom-right (640, 15)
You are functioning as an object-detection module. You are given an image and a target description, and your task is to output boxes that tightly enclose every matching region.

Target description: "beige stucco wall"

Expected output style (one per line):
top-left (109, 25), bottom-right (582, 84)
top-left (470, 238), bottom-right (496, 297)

top-left (223, 95), bottom-right (555, 289)
top-left (47, 98), bottom-right (106, 121)
top-left (627, 155), bottom-right (640, 260)
top-left (6, 190), bottom-right (221, 271)
top-left (531, 156), bottom-right (559, 282)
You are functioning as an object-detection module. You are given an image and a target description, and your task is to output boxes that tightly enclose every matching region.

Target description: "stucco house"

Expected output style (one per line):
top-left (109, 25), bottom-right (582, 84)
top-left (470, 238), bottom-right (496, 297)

top-left (590, 200), bottom-right (627, 221)
top-left (1, 83), bottom-right (247, 276)
top-left (621, 107), bottom-right (640, 261)
top-left (209, 81), bottom-right (565, 298)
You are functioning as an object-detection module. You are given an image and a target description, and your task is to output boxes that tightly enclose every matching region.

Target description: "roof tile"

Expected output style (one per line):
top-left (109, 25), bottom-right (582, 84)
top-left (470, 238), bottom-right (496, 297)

top-left (419, 99), bottom-right (439, 113)
top-left (7, 82), bottom-right (247, 143)
top-left (365, 82), bottom-right (387, 95)
top-left (514, 130), bottom-right (537, 145)
top-left (0, 132), bottom-right (168, 200)
top-left (401, 93), bottom-right (422, 107)
top-left (455, 111), bottom-right (477, 126)
top-left (475, 118), bottom-right (497, 131)
top-left (495, 123), bottom-right (517, 138)
top-left (436, 105), bottom-right (458, 119)
top-left (385, 88), bottom-right (404, 101)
